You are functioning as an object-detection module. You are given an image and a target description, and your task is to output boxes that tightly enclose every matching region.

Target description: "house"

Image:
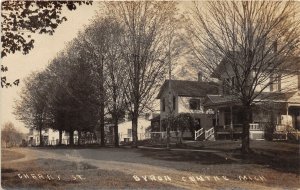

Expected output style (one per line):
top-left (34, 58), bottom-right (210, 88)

top-left (156, 73), bottom-right (219, 139)
top-left (28, 128), bottom-right (76, 146)
top-left (204, 52), bottom-right (300, 140)
top-left (118, 117), bottom-right (151, 143)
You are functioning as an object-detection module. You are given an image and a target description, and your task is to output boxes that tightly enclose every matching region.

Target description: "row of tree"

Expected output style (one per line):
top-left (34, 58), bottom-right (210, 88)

top-left (1, 122), bottom-right (25, 148)
top-left (11, 1), bottom-right (300, 152)
top-left (14, 2), bottom-right (182, 147)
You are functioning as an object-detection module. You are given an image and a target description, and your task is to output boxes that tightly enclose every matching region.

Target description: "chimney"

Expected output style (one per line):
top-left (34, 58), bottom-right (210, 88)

top-left (198, 71), bottom-right (203, 82)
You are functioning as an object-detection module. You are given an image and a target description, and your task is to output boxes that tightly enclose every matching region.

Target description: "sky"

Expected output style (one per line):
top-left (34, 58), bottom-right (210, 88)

top-left (0, 2), bottom-right (193, 133)
top-left (1, 3), bottom-right (101, 133)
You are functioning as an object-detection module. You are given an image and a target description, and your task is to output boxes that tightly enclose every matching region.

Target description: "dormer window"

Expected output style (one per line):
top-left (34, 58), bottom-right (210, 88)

top-left (231, 77), bottom-right (235, 88)
top-left (189, 99), bottom-right (201, 110)
top-left (222, 78), bottom-right (231, 95)
top-left (270, 74), bottom-right (281, 92)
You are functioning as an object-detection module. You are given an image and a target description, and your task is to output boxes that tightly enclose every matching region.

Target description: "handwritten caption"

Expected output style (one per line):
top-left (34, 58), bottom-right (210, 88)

top-left (133, 175), bottom-right (267, 183)
top-left (1, 65), bottom-right (20, 88)
top-left (17, 173), bottom-right (85, 181)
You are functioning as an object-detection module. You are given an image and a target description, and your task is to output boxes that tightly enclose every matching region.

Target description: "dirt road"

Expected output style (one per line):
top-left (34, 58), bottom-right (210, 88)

top-left (3, 147), bottom-right (299, 189)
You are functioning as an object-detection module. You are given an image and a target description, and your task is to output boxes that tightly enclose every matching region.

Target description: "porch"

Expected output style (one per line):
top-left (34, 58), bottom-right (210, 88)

top-left (204, 94), bottom-right (300, 141)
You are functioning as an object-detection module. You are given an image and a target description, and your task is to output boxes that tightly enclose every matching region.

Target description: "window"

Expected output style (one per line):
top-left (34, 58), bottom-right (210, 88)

top-left (127, 129), bottom-right (132, 138)
top-left (162, 98), bottom-right (166, 112)
top-left (173, 96), bottom-right (176, 111)
top-left (222, 78), bottom-right (231, 95)
top-left (189, 99), bottom-right (201, 110)
top-left (270, 74), bottom-right (281, 92)
top-left (44, 129), bottom-right (49, 133)
top-left (231, 77), bottom-right (235, 89)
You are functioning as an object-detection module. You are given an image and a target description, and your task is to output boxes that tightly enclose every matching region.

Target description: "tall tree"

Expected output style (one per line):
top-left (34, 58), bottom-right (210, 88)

top-left (14, 71), bottom-right (51, 146)
top-left (1, 1), bottom-right (92, 57)
top-left (106, 2), bottom-right (179, 147)
top-left (102, 19), bottom-right (126, 147)
top-left (187, 1), bottom-right (300, 153)
top-left (46, 43), bottom-right (101, 145)
top-left (75, 17), bottom-right (115, 146)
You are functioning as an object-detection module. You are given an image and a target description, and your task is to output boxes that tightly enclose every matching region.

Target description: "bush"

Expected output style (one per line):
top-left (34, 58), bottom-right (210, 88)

top-left (264, 122), bottom-right (275, 141)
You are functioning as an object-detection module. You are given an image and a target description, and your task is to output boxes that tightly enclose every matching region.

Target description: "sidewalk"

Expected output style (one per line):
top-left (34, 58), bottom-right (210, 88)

top-left (137, 145), bottom-right (220, 153)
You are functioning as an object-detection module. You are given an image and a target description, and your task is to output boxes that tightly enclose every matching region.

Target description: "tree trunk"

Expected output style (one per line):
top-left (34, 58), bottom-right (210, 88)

top-left (78, 130), bottom-right (81, 146)
top-left (114, 119), bottom-right (119, 147)
top-left (58, 129), bottom-right (62, 145)
top-left (131, 111), bottom-right (138, 148)
top-left (69, 130), bottom-right (74, 145)
top-left (39, 127), bottom-right (43, 146)
top-left (241, 105), bottom-right (252, 154)
top-left (180, 130), bottom-right (183, 144)
top-left (100, 111), bottom-right (105, 146)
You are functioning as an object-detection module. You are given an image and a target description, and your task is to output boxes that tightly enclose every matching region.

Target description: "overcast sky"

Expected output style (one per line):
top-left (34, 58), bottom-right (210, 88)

top-left (0, 2), bottom-right (193, 133)
top-left (1, 3), bottom-right (100, 133)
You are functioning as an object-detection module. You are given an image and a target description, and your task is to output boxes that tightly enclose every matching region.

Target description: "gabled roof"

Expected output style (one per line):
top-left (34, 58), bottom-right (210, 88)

top-left (156, 80), bottom-right (219, 99)
top-left (211, 51), bottom-right (237, 78)
top-left (211, 51), bottom-right (300, 78)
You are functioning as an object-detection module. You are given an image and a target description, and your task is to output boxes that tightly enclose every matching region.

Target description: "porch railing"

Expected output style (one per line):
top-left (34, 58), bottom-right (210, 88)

top-left (249, 123), bottom-right (264, 131)
top-left (194, 128), bottom-right (204, 140)
top-left (205, 127), bottom-right (214, 139)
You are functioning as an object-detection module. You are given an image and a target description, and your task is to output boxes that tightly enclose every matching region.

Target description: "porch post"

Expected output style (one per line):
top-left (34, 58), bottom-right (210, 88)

top-left (230, 106), bottom-right (233, 129)
top-left (230, 106), bottom-right (233, 140)
top-left (286, 103), bottom-right (289, 116)
top-left (215, 108), bottom-right (218, 126)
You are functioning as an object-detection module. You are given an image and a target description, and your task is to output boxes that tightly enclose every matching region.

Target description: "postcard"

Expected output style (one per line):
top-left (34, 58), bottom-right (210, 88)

top-left (1, 1), bottom-right (299, 189)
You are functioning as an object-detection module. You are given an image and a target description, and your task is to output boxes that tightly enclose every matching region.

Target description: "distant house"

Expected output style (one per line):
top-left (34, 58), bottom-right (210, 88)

top-left (156, 73), bottom-right (219, 139)
top-left (204, 52), bottom-right (300, 140)
top-left (28, 128), bottom-right (76, 146)
top-left (118, 117), bottom-right (151, 143)
top-left (103, 113), bottom-right (151, 144)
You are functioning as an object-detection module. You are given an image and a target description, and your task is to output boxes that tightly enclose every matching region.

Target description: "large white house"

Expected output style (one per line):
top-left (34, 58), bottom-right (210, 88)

top-left (28, 128), bottom-right (77, 146)
top-left (204, 52), bottom-right (300, 140)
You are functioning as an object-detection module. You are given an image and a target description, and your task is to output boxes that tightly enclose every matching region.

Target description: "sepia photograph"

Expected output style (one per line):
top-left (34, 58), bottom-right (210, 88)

top-left (1, 1), bottom-right (300, 189)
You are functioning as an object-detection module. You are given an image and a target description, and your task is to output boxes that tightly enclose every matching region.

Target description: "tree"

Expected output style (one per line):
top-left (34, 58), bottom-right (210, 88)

top-left (187, 1), bottom-right (300, 153)
top-left (74, 17), bottom-right (118, 147)
top-left (46, 42), bottom-right (101, 145)
top-left (1, 1), bottom-right (92, 57)
top-left (90, 17), bottom-right (127, 147)
top-left (14, 71), bottom-right (51, 146)
top-left (46, 53), bottom-right (72, 145)
top-left (1, 122), bottom-right (23, 148)
top-left (106, 2), bottom-right (179, 147)
top-left (169, 113), bottom-right (195, 144)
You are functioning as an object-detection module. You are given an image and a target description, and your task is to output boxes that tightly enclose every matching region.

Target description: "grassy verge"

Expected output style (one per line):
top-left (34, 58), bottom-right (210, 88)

top-left (2, 149), bottom-right (25, 162)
